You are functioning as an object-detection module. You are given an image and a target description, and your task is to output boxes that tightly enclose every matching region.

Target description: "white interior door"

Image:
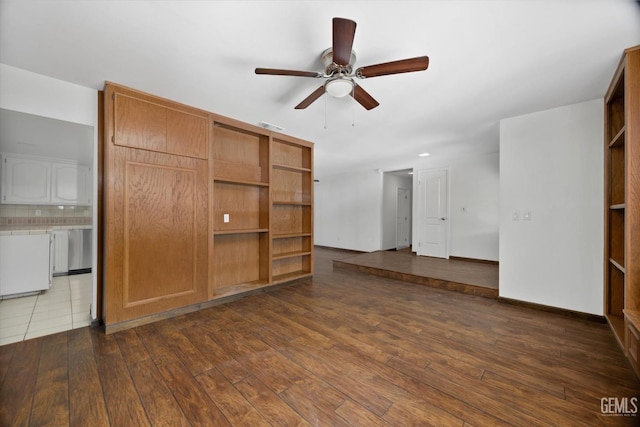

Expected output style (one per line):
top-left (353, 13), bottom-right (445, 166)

top-left (396, 187), bottom-right (411, 249)
top-left (416, 168), bottom-right (448, 258)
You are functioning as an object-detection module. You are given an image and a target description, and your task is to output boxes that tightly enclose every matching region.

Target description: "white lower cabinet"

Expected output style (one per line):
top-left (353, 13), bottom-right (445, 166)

top-left (52, 230), bottom-right (69, 275)
top-left (0, 234), bottom-right (52, 297)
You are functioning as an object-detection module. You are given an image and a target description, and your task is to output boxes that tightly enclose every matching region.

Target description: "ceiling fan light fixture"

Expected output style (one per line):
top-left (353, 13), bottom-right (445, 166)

top-left (325, 77), bottom-right (354, 98)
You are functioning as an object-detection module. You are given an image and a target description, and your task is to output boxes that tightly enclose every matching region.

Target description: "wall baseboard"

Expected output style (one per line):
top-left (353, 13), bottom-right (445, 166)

top-left (313, 245), bottom-right (365, 254)
top-left (449, 256), bottom-right (498, 266)
top-left (497, 297), bottom-right (606, 323)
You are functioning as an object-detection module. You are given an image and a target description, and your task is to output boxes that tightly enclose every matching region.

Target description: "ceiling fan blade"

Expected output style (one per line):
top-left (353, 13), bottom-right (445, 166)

top-left (351, 84), bottom-right (380, 110)
top-left (356, 56), bottom-right (429, 78)
top-left (332, 17), bottom-right (357, 66)
top-left (255, 68), bottom-right (322, 78)
top-left (295, 85), bottom-right (326, 109)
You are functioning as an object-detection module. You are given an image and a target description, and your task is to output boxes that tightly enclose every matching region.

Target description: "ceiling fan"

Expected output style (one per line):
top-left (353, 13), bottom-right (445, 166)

top-left (255, 17), bottom-right (429, 110)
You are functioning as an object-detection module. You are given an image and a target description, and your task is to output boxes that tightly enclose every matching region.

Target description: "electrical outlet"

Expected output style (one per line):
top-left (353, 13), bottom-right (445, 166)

top-left (223, 213), bottom-right (230, 223)
top-left (35, 209), bottom-right (41, 217)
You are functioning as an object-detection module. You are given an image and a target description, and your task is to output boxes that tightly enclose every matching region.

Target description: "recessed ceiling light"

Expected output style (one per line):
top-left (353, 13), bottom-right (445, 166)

top-left (418, 152), bottom-right (430, 157)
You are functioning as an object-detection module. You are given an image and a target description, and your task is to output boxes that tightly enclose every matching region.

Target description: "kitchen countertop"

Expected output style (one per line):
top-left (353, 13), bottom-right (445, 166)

top-left (0, 224), bottom-right (93, 235)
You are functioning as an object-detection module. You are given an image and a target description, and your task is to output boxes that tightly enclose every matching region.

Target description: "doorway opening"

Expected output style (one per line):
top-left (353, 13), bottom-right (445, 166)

top-left (382, 169), bottom-right (413, 251)
top-left (0, 109), bottom-right (95, 345)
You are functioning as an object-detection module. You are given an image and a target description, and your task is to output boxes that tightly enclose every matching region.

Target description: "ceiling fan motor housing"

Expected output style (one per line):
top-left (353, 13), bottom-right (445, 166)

top-left (321, 47), bottom-right (357, 76)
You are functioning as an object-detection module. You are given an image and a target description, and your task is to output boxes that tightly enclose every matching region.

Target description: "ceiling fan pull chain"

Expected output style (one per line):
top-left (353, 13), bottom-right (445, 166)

top-left (324, 94), bottom-right (328, 130)
top-left (352, 85), bottom-right (356, 127)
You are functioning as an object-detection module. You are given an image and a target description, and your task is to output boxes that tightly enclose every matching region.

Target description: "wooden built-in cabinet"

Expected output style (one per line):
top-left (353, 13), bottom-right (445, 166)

top-left (210, 118), bottom-right (271, 296)
top-left (103, 83), bottom-right (313, 331)
top-left (271, 135), bottom-right (314, 283)
top-left (604, 45), bottom-right (640, 377)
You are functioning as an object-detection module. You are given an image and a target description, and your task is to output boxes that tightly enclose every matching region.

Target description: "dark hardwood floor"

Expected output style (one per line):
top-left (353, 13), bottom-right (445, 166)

top-left (1, 247), bottom-right (638, 426)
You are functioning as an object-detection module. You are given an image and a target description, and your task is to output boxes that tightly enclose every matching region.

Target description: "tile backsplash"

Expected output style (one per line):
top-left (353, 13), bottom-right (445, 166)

top-left (0, 204), bottom-right (92, 227)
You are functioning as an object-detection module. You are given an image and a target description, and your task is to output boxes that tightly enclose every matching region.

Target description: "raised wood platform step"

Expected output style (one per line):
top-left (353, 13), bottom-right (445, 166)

top-left (333, 249), bottom-right (499, 298)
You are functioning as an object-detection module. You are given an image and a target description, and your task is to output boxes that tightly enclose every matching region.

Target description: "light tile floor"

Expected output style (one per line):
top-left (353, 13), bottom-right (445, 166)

top-left (0, 274), bottom-right (92, 345)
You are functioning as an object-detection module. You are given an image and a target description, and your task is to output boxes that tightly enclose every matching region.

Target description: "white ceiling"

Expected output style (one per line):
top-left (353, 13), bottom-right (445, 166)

top-left (1, 1), bottom-right (639, 177)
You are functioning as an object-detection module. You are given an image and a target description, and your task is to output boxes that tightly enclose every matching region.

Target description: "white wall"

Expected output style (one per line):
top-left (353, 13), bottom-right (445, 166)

top-left (412, 152), bottom-right (500, 261)
top-left (0, 64), bottom-right (99, 320)
top-left (499, 98), bottom-right (604, 315)
top-left (314, 169), bottom-right (383, 252)
top-left (381, 172), bottom-right (413, 250)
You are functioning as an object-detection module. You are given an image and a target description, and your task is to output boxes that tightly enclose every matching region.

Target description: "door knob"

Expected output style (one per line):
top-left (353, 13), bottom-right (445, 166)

top-left (440, 217), bottom-right (446, 221)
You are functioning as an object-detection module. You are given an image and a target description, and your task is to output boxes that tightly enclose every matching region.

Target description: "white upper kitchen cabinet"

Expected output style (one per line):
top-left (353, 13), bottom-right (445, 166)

top-left (0, 153), bottom-right (91, 205)
top-left (51, 163), bottom-right (91, 205)
top-left (1, 154), bottom-right (51, 203)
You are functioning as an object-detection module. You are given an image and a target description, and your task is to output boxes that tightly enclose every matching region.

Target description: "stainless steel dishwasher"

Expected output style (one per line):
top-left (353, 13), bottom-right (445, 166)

top-left (68, 228), bottom-right (92, 274)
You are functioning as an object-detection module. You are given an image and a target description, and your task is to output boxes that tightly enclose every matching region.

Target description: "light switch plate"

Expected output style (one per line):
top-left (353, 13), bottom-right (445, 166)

top-left (512, 211), bottom-right (519, 221)
top-left (523, 211), bottom-right (531, 221)
top-left (223, 213), bottom-right (230, 223)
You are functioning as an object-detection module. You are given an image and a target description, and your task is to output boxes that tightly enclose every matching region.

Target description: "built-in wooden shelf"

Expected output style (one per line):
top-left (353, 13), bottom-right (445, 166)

top-left (272, 250), bottom-right (312, 261)
top-left (604, 45), bottom-right (640, 378)
top-left (609, 126), bottom-right (626, 147)
top-left (610, 258), bottom-right (626, 273)
top-left (272, 201), bottom-right (312, 206)
top-left (273, 232), bottom-right (312, 239)
top-left (214, 229), bottom-right (269, 235)
top-left (272, 163), bottom-right (312, 173)
top-left (213, 177), bottom-right (269, 187)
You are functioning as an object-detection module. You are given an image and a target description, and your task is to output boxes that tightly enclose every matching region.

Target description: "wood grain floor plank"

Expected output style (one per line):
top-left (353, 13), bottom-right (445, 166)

top-left (68, 328), bottom-right (110, 427)
top-left (238, 348), bottom-right (309, 394)
top-left (278, 378), bottom-right (350, 426)
top-left (385, 355), bottom-right (546, 427)
top-left (30, 333), bottom-right (69, 426)
top-left (0, 342), bottom-right (15, 386)
top-left (129, 359), bottom-right (191, 427)
top-left (196, 368), bottom-right (271, 426)
top-left (280, 345), bottom-right (394, 417)
top-left (480, 369), bottom-right (607, 427)
top-left (334, 399), bottom-right (390, 426)
top-left (0, 338), bottom-right (41, 427)
top-left (158, 361), bottom-right (231, 426)
top-left (233, 375), bottom-right (310, 427)
top-left (154, 321), bottom-right (214, 375)
top-left (135, 322), bottom-right (181, 367)
top-left (91, 330), bottom-right (151, 427)
top-left (114, 328), bottom-right (150, 366)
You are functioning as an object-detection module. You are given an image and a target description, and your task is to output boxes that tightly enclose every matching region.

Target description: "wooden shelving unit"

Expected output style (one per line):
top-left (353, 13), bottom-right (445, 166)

top-left (102, 83), bottom-right (314, 332)
top-left (270, 135), bottom-right (314, 283)
top-left (211, 120), bottom-right (271, 293)
top-left (604, 45), bottom-right (640, 377)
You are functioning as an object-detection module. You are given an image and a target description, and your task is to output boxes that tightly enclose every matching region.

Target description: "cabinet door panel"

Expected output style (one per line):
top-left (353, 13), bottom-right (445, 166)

top-left (52, 164), bottom-right (79, 202)
top-left (51, 163), bottom-right (90, 204)
top-left (166, 109), bottom-right (207, 159)
top-left (1, 156), bottom-right (51, 203)
top-left (114, 94), bottom-right (166, 152)
top-left (52, 230), bottom-right (69, 274)
top-left (105, 147), bottom-right (208, 324)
